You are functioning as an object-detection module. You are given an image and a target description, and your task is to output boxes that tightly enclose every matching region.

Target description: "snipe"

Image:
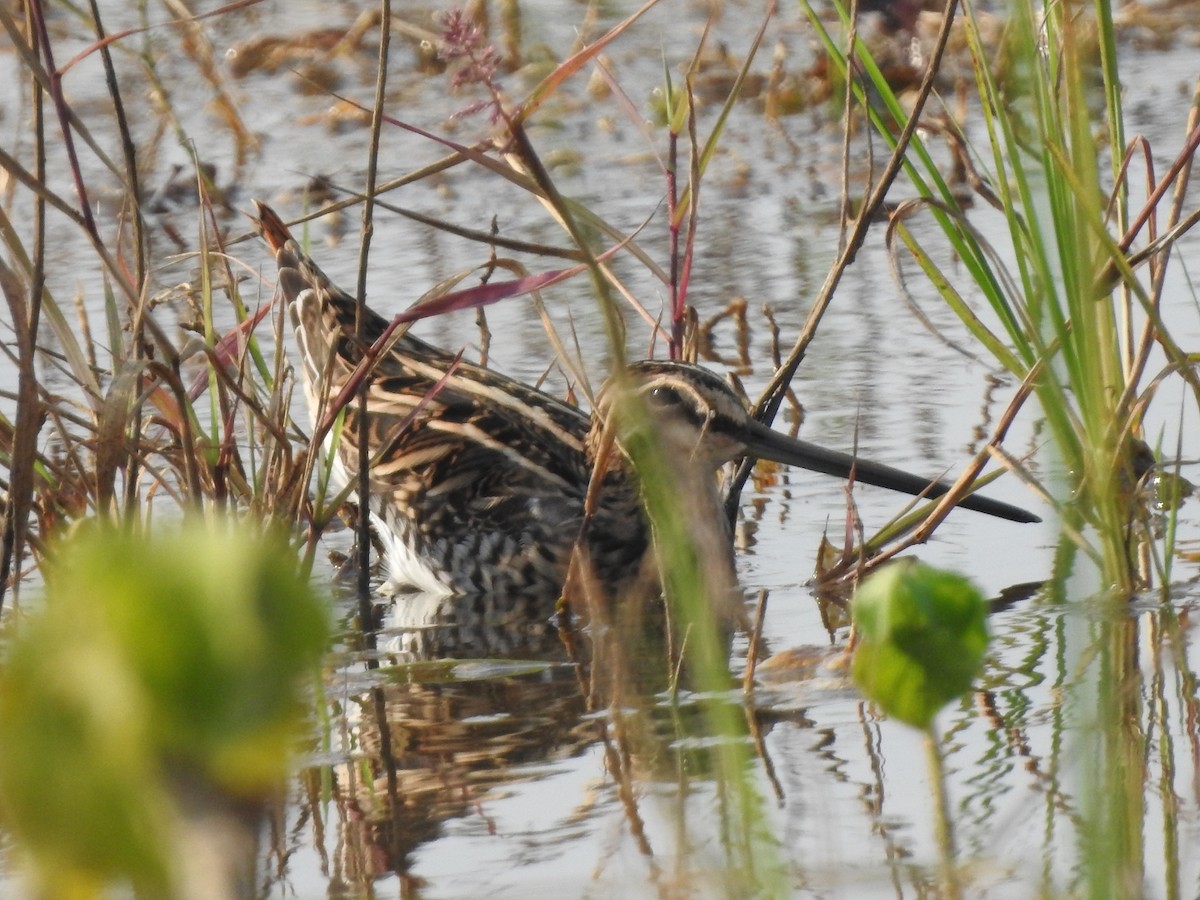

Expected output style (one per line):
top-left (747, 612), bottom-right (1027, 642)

top-left (256, 203), bottom-right (1037, 601)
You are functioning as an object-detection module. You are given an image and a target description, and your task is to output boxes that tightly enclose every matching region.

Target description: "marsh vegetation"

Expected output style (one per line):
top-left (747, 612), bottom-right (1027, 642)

top-left (1, 0), bottom-right (1200, 896)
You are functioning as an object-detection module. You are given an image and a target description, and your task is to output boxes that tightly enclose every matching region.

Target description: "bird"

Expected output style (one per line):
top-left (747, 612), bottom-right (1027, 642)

top-left (255, 202), bottom-right (1038, 604)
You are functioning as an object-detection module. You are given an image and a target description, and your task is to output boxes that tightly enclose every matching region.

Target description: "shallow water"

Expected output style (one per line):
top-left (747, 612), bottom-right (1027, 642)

top-left (4, 0), bottom-right (1200, 897)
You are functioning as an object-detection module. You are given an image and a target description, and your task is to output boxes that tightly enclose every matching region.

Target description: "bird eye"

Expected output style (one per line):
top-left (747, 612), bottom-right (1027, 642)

top-left (647, 386), bottom-right (683, 408)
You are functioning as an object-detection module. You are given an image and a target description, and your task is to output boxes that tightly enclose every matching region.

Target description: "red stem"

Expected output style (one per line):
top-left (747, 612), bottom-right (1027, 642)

top-left (667, 130), bottom-right (681, 358)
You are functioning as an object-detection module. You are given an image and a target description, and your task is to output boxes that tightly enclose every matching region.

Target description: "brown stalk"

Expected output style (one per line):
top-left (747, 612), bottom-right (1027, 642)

top-left (0, 5), bottom-right (125, 183)
top-left (351, 0), bottom-right (393, 638)
top-left (1117, 87), bottom-right (1200, 420)
top-left (0, 256), bottom-right (43, 611)
top-left (725, 0), bottom-right (965, 518)
top-left (742, 589), bottom-right (770, 693)
top-left (830, 362), bottom-right (1043, 584)
top-left (58, 0), bottom-right (270, 76)
top-left (0, 2), bottom-right (50, 611)
top-left (25, 0), bottom-right (98, 241)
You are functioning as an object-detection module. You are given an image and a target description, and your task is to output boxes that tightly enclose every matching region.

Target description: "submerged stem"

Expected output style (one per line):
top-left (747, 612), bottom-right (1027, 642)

top-left (925, 725), bottom-right (961, 900)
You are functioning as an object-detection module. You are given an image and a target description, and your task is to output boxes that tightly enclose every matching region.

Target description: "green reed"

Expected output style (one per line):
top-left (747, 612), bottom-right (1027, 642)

top-left (805, 0), bottom-right (1200, 893)
top-left (509, 7), bottom-right (788, 888)
top-left (807, 0), bottom-right (1200, 593)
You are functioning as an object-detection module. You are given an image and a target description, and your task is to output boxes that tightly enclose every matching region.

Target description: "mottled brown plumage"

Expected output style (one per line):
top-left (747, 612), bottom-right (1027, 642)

top-left (255, 202), bottom-right (1036, 602)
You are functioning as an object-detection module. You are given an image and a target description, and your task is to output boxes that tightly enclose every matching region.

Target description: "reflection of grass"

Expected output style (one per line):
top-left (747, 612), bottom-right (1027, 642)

top-left (852, 561), bottom-right (990, 900)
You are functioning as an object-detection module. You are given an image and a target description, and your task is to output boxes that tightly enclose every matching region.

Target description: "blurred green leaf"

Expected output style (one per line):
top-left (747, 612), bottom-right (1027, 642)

top-left (852, 561), bottom-right (988, 730)
top-left (0, 517), bottom-right (329, 895)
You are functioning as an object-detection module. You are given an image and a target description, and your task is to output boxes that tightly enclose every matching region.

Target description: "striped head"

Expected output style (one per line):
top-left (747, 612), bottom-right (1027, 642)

top-left (599, 361), bottom-right (1041, 525)
top-left (596, 361), bottom-right (762, 472)
top-left (255, 201), bottom-right (391, 424)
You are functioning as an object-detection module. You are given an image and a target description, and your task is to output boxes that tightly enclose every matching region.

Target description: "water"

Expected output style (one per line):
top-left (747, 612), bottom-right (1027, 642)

top-left (3, 0), bottom-right (1200, 896)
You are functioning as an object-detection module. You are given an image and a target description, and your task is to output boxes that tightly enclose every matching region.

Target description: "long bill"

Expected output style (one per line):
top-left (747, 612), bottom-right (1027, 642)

top-left (741, 419), bottom-right (1041, 525)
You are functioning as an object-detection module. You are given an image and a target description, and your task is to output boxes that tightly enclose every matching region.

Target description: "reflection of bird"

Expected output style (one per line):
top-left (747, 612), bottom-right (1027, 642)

top-left (333, 664), bottom-right (589, 884)
top-left (256, 203), bottom-right (1036, 601)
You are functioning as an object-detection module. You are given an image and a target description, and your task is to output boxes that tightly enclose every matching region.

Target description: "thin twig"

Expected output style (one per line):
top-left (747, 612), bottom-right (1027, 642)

top-left (725, 0), bottom-right (964, 518)
top-left (352, 0), bottom-right (393, 640)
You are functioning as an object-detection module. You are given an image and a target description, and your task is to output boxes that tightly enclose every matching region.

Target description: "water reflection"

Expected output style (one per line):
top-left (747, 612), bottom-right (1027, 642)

top-left (322, 668), bottom-right (589, 884)
top-left (377, 591), bottom-right (566, 661)
top-left (283, 591), bottom-right (585, 886)
top-left (266, 561), bottom-right (1082, 896)
top-left (271, 587), bottom-right (786, 896)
